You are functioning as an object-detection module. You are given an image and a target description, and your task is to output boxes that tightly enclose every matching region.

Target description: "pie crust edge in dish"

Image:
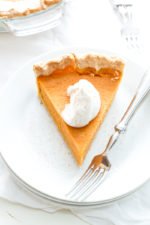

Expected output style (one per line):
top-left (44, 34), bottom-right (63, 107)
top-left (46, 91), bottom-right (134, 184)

top-left (0, 0), bottom-right (62, 19)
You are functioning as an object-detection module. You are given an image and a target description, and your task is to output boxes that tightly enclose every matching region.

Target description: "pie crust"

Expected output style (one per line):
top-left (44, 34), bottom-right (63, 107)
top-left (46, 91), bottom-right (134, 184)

top-left (34, 53), bottom-right (124, 165)
top-left (34, 53), bottom-right (124, 77)
top-left (0, 0), bottom-right (61, 19)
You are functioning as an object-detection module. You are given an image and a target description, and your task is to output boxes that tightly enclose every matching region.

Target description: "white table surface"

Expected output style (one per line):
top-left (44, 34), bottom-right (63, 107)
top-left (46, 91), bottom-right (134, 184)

top-left (0, 0), bottom-right (150, 224)
top-left (0, 198), bottom-right (88, 225)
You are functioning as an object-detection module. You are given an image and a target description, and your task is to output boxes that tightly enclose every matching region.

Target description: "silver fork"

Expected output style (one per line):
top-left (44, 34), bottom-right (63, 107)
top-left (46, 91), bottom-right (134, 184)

top-left (66, 68), bottom-right (150, 201)
top-left (110, 0), bottom-right (141, 50)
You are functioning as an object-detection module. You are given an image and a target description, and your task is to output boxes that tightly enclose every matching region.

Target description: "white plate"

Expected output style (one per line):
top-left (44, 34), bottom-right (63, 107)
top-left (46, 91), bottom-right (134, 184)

top-left (0, 48), bottom-right (150, 208)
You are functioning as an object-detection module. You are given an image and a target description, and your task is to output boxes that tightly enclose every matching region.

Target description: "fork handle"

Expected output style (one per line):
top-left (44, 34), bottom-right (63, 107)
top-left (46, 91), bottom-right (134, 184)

top-left (116, 68), bottom-right (150, 132)
top-left (104, 68), bottom-right (150, 153)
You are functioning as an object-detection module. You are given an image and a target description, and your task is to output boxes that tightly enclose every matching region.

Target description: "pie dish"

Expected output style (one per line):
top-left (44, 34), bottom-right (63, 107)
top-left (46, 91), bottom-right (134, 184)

top-left (34, 53), bottom-right (124, 165)
top-left (0, 0), bottom-right (61, 18)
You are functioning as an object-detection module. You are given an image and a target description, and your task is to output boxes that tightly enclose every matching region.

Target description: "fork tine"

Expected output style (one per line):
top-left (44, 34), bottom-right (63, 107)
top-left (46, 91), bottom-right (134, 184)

top-left (128, 36), bottom-right (136, 49)
top-left (67, 168), bottom-right (97, 199)
top-left (121, 25), bottom-right (141, 50)
top-left (79, 169), bottom-right (106, 201)
top-left (128, 35), bottom-right (141, 50)
top-left (73, 169), bottom-right (106, 201)
top-left (133, 35), bottom-right (142, 50)
top-left (80, 169), bottom-right (106, 201)
top-left (70, 169), bottom-right (100, 200)
top-left (66, 167), bottom-right (93, 197)
top-left (122, 33), bottom-right (135, 49)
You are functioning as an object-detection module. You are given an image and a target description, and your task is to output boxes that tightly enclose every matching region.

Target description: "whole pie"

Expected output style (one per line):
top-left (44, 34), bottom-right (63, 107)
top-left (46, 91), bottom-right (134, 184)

top-left (0, 0), bottom-right (61, 18)
top-left (34, 53), bottom-right (124, 165)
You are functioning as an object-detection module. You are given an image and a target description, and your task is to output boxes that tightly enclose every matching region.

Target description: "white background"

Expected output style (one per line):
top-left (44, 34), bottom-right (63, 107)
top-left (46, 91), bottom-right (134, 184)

top-left (0, 0), bottom-right (150, 224)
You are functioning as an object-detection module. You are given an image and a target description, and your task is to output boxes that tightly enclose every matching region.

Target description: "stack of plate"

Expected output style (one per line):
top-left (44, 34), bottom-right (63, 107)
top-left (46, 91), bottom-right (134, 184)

top-left (0, 47), bottom-right (150, 209)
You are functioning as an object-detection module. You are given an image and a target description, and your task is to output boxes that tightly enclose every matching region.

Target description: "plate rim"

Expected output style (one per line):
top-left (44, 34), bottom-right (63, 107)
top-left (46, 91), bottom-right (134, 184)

top-left (1, 153), bottom-right (149, 208)
top-left (0, 47), bottom-right (149, 208)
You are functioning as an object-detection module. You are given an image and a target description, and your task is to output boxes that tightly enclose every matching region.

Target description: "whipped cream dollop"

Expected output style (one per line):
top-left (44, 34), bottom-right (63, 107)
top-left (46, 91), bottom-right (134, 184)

top-left (61, 79), bottom-right (101, 128)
